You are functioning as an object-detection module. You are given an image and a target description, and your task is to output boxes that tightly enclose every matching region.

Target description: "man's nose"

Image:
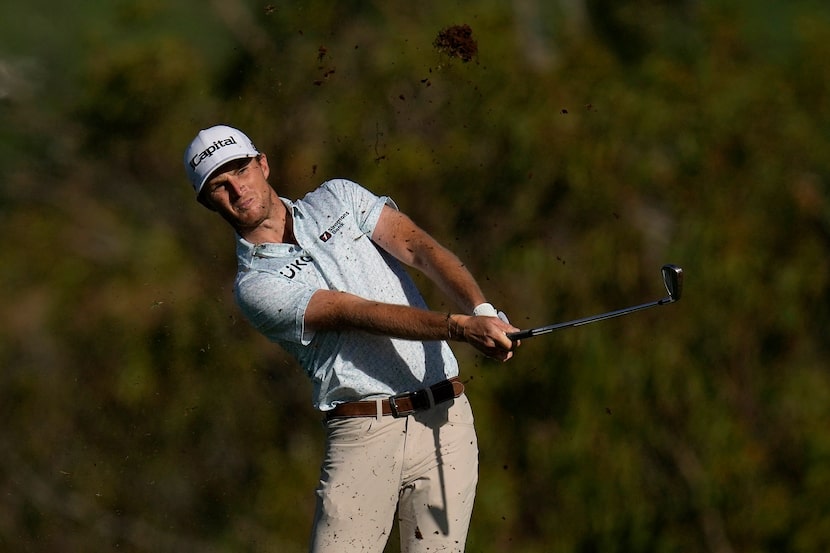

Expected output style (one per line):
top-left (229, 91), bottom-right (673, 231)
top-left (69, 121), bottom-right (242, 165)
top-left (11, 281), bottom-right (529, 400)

top-left (227, 177), bottom-right (246, 195)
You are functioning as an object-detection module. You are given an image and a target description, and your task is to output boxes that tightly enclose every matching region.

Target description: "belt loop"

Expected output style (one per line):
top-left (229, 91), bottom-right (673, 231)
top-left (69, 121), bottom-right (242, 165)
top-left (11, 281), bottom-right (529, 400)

top-left (425, 386), bottom-right (436, 409)
top-left (375, 398), bottom-right (383, 422)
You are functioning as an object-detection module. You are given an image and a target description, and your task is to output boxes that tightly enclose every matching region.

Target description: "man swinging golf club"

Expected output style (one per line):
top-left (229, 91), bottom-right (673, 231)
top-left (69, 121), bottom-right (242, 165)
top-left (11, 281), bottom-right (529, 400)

top-left (183, 124), bottom-right (520, 553)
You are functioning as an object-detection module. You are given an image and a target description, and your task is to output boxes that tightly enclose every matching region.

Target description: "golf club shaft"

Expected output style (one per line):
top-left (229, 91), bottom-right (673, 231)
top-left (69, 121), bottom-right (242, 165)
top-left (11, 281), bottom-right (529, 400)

top-left (507, 296), bottom-right (675, 340)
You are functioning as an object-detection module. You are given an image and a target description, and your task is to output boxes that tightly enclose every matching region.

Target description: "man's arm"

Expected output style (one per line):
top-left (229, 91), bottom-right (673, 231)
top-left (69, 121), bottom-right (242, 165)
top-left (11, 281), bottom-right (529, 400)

top-left (303, 205), bottom-right (518, 360)
top-left (304, 290), bottom-right (516, 361)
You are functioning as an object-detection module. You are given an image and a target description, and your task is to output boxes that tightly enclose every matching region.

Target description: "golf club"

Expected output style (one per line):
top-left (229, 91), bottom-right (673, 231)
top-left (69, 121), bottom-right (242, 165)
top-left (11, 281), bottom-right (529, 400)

top-left (507, 264), bottom-right (683, 341)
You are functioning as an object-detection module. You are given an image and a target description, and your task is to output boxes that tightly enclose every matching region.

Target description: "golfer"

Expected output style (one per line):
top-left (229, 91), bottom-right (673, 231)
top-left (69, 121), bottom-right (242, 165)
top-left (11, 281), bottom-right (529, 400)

top-left (183, 125), bottom-right (519, 552)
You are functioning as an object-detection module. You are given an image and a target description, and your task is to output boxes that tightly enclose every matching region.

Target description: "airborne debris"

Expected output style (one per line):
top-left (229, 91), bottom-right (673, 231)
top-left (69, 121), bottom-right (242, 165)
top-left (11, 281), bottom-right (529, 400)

top-left (433, 24), bottom-right (478, 62)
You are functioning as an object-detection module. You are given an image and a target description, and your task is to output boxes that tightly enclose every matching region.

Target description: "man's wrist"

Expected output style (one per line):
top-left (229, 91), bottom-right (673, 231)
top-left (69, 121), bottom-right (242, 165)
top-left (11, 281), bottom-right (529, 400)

top-left (446, 313), bottom-right (467, 342)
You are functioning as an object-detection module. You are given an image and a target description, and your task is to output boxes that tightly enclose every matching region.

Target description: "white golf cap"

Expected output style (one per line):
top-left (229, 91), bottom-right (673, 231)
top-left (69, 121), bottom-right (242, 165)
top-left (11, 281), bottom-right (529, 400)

top-left (183, 125), bottom-right (259, 197)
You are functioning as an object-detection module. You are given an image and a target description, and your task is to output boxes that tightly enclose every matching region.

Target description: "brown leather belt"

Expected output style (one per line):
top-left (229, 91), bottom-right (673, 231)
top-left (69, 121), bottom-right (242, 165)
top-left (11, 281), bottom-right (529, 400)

top-left (325, 377), bottom-right (464, 420)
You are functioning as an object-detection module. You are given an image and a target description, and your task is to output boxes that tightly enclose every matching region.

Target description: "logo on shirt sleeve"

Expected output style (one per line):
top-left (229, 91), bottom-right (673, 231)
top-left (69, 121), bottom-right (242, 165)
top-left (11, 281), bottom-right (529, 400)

top-left (319, 211), bottom-right (350, 242)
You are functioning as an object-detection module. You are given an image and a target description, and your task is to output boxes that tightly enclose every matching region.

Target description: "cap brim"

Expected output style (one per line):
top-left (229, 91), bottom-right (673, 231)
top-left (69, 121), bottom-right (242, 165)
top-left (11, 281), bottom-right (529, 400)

top-left (195, 152), bottom-right (258, 195)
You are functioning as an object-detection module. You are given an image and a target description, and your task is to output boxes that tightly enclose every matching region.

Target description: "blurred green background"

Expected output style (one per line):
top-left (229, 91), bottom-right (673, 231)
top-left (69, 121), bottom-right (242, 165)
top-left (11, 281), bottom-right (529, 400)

top-left (2, 1), bottom-right (830, 551)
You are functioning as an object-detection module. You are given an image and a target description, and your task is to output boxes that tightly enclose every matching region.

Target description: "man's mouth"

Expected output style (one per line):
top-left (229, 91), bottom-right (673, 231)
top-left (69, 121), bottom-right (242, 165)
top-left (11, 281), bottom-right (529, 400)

top-left (236, 197), bottom-right (255, 210)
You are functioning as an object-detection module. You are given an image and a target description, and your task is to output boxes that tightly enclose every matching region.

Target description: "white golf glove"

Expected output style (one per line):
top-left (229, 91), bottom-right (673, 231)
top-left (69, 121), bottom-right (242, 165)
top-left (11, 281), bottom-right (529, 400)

top-left (473, 302), bottom-right (510, 324)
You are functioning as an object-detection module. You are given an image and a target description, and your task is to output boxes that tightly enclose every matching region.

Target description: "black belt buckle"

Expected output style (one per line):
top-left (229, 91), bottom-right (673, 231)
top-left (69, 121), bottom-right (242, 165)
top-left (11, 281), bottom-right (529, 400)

top-left (388, 392), bottom-right (414, 418)
top-left (389, 382), bottom-right (448, 418)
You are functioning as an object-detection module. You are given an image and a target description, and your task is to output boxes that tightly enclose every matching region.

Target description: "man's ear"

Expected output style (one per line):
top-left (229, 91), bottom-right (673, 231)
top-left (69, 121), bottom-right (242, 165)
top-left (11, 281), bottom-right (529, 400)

top-left (258, 153), bottom-right (270, 179)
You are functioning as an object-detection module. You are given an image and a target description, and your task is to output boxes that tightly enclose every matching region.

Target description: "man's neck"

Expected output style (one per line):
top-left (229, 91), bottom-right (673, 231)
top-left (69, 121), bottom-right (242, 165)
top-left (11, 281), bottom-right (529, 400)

top-left (237, 195), bottom-right (297, 245)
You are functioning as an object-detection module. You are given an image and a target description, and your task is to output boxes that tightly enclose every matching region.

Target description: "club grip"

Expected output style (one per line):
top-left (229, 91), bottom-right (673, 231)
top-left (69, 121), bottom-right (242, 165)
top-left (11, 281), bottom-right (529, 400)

top-left (507, 329), bottom-right (533, 341)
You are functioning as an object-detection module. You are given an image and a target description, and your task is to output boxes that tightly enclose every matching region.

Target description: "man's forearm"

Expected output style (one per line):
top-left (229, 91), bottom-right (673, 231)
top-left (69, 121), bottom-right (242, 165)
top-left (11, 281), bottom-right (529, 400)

top-left (411, 242), bottom-right (488, 315)
top-left (371, 206), bottom-right (488, 314)
top-left (307, 291), bottom-right (465, 341)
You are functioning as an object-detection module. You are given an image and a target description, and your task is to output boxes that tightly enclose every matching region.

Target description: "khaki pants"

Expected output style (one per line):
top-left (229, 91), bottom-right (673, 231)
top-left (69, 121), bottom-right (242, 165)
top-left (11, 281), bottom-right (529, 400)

top-left (309, 394), bottom-right (478, 553)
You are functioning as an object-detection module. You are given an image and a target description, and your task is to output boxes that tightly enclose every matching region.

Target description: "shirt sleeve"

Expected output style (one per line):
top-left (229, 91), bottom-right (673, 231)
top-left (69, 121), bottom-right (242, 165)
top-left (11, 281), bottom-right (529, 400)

top-left (321, 179), bottom-right (398, 236)
top-left (234, 269), bottom-right (317, 346)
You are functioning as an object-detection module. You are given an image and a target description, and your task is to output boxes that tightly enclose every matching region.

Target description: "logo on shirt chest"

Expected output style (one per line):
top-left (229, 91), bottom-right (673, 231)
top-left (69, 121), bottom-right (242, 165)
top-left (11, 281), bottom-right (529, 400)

top-left (280, 254), bottom-right (314, 279)
top-left (319, 211), bottom-right (350, 242)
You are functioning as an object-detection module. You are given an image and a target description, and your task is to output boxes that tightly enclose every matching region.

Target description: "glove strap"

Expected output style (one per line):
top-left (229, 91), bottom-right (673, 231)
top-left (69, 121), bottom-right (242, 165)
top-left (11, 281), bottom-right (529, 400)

top-left (473, 302), bottom-right (498, 317)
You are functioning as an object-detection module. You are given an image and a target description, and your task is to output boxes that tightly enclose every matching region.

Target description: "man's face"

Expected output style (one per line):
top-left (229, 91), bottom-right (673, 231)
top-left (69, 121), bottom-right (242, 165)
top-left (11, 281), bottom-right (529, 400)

top-left (202, 154), bottom-right (275, 230)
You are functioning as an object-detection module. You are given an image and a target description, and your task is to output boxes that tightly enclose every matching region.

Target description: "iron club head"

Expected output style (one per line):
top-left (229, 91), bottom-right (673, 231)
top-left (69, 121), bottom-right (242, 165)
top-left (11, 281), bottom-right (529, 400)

top-left (661, 264), bottom-right (683, 302)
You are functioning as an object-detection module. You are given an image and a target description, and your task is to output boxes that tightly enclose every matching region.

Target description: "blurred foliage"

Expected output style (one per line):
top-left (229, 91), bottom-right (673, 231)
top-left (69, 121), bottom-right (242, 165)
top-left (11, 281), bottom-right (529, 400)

top-left (2, 0), bottom-right (830, 551)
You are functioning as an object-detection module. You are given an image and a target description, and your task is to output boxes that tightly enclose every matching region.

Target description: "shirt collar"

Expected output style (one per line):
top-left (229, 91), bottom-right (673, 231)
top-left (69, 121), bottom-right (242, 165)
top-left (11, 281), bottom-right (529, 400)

top-left (235, 197), bottom-right (303, 269)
